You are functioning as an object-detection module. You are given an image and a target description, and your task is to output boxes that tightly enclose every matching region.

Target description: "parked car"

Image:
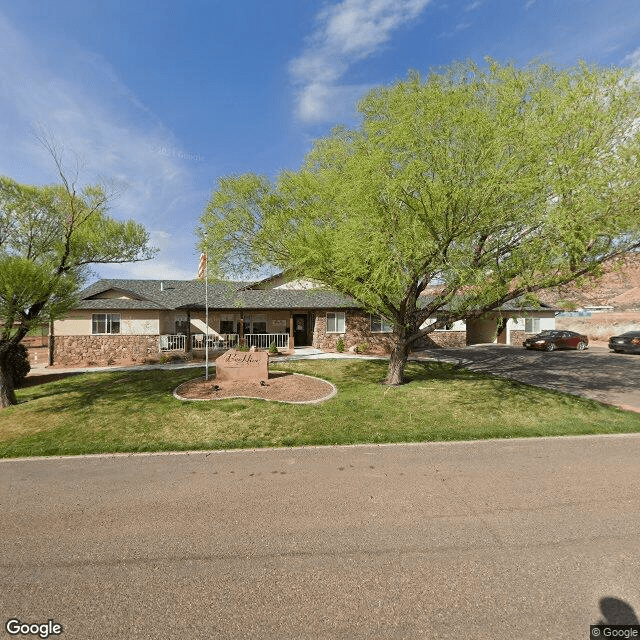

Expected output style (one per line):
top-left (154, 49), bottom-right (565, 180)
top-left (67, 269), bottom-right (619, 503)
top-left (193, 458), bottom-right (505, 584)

top-left (609, 331), bottom-right (640, 354)
top-left (523, 330), bottom-right (589, 351)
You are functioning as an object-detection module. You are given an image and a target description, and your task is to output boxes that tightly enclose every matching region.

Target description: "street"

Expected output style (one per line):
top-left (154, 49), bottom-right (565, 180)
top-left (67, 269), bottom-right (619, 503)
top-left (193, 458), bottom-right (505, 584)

top-left (1, 437), bottom-right (639, 639)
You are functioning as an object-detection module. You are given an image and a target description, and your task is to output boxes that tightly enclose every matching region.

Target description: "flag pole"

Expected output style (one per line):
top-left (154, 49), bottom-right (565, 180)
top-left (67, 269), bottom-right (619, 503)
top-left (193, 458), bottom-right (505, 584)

top-left (205, 255), bottom-right (209, 382)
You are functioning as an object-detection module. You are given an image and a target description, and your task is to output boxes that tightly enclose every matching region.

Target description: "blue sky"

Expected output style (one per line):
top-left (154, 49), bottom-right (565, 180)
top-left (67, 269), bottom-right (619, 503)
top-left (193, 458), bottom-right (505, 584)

top-left (1, 0), bottom-right (639, 282)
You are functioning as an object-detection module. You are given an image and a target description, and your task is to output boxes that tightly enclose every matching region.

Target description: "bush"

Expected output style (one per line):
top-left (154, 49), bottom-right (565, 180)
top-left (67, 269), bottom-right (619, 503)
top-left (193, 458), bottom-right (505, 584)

top-left (237, 345), bottom-right (250, 352)
top-left (356, 341), bottom-right (369, 354)
top-left (268, 341), bottom-right (279, 354)
top-left (6, 343), bottom-right (31, 388)
top-left (336, 337), bottom-right (345, 353)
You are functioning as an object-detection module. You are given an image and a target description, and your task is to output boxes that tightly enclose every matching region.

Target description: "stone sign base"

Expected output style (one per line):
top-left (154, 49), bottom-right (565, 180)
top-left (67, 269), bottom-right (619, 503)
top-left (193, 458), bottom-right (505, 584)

top-left (215, 349), bottom-right (269, 382)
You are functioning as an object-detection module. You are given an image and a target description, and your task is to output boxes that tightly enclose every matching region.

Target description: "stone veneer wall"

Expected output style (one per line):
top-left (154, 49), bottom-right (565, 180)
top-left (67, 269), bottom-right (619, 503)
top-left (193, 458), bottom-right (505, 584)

top-left (416, 331), bottom-right (467, 349)
top-left (312, 310), bottom-right (467, 352)
top-left (510, 330), bottom-right (527, 346)
top-left (52, 335), bottom-right (160, 366)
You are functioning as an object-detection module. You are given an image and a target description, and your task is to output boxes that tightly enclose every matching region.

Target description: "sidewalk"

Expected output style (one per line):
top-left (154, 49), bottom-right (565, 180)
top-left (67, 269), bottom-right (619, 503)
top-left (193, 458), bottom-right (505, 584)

top-left (26, 346), bottom-right (387, 379)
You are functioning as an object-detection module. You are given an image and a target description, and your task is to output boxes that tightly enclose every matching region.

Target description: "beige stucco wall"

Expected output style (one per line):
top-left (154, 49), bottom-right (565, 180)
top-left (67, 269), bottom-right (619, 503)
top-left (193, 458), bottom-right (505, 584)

top-left (54, 310), bottom-right (160, 336)
top-left (251, 274), bottom-right (319, 290)
top-left (90, 289), bottom-right (135, 299)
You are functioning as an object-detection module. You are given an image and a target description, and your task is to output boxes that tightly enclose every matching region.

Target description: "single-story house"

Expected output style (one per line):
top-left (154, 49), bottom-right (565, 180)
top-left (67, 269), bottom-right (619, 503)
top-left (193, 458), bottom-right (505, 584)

top-left (50, 276), bottom-right (557, 366)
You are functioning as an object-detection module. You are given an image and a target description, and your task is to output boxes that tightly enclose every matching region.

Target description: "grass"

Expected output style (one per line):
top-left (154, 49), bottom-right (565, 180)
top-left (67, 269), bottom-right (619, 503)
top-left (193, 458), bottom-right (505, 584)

top-left (1, 359), bottom-right (639, 458)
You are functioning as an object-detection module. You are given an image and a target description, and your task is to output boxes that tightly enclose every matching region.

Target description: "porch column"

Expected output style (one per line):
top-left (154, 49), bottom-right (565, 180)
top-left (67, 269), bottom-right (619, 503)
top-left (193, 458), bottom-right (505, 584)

top-left (185, 310), bottom-right (192, 352)
top-left (289, 312), bottom-right (294, 350)
top-left (239, 313), bottom-right (244, 346)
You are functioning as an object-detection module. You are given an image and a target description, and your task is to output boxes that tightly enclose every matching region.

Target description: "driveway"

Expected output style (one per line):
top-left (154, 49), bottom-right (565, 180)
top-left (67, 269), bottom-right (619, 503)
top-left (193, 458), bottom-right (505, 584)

top-left (1, 438), bottom-right (639, 639)
top-left (413, 344), bottom-right (640, 413)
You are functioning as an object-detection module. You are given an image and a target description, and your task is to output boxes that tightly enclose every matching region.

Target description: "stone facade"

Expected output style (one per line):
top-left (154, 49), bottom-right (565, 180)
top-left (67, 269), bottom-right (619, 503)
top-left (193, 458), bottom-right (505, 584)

top-left (510, 330), bottom-right (527, 346)
top-left (312, 310), bottom-right (393, 353)
top-left (52, 335), bottom-right (160, 366)
top-left (416, 331), bottom-right (467, 349)
top-left (312, 310), bottom-right (467, 353)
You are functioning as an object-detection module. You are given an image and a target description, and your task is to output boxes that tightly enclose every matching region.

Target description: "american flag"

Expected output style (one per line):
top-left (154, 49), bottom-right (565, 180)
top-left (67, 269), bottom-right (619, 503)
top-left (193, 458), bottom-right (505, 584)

top-left (197, 253), bottom-right (207, 280)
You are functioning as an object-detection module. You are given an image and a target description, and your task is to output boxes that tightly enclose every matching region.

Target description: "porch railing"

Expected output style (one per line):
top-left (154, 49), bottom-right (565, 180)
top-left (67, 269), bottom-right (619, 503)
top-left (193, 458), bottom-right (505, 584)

top-left (159, 334), bottom-right (187, 351)
top-left (245, 333), bottom-right (290, 349)
top-left (190, 333), bottom-right (239, 350)
top-left (161, 333), bottom-right (290, 352)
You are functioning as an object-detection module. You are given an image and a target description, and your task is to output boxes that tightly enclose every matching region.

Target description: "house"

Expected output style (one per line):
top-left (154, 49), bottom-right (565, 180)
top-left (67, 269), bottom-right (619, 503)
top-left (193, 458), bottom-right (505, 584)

top-left (50, 277), bottom-right (557, 366)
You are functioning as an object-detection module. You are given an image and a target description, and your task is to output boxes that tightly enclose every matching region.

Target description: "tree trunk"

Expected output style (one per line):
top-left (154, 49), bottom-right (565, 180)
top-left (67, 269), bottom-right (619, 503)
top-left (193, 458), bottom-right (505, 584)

top-left (384, 335), bottom-right (411, 385)
top-left (0, 354), bottom-right (17, 408)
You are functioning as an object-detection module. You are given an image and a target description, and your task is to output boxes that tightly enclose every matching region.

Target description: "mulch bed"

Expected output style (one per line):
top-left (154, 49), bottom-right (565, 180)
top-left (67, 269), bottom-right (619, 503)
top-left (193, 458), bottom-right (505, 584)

top-left (175, 371), bottom-right (336, 403)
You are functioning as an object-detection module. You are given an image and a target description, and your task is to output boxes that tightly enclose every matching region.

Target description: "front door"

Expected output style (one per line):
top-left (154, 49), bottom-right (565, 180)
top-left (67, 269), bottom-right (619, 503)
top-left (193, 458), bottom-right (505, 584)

top-left (293, 314), bottom-right (308, 346)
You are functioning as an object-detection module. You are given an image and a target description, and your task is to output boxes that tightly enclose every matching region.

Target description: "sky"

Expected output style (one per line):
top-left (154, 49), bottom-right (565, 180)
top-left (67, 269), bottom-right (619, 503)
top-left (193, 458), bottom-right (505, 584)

top-left (1, 0), bottom-right (639, 283)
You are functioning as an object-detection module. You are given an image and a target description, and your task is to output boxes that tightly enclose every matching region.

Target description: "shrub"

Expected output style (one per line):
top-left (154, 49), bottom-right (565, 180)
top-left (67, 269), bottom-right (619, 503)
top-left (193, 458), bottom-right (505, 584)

top-left (6, 343), bottom-right (31, 388)
top-left (237, 345), bottom-right (249, 352)
top-left (268, 341), bottom-right (279, 354)
top-left (356, 341), bottom-right (369, 354)
top-left (336, 337), bottom-right (345, 353)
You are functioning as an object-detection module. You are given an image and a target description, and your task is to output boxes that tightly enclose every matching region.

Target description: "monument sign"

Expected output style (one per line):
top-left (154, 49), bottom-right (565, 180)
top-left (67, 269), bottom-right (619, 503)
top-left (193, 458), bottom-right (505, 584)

top-left (215, 349), bottom-right (269, 382)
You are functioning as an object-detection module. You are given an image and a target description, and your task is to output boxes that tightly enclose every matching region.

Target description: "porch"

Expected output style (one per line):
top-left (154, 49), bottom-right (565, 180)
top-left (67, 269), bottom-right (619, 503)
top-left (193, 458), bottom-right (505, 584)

top-left (159, 332), bottom-right (292, 352)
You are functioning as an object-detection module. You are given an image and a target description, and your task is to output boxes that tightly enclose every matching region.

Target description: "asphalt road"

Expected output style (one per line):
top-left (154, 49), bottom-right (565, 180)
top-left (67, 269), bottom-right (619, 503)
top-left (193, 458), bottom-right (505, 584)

top-left (414, 344), bottom-right (640, 413)
top-left (2, 437), bottom-right (639, 639)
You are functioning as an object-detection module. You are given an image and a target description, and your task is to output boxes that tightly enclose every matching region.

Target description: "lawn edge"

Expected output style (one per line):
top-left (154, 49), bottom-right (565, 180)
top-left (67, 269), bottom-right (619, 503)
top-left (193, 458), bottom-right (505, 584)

top-left (2, 432), bottom-right (640, 463)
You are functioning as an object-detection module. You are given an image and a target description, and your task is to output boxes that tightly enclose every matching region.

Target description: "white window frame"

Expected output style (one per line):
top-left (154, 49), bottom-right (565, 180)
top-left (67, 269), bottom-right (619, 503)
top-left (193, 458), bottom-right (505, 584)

top-left (370, 314), bottom-right (393, 333)
top-left (92, 313), bottom-right (121, 335)
top-left (326, 312), bottom-right (345, 333)
top-left (433, 316), bottom-right (455, 331)
top-left (243, 314), bottom-right (267, 334)
top-left (525, 317), bottom-right (540, 333)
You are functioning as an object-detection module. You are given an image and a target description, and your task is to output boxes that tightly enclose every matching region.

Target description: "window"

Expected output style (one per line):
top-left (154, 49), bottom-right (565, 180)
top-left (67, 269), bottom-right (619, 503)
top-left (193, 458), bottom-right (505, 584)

top-left (243, 314), bottom-right (267, 334)
top-left (525, 318), bottom-right (540, 333)
top-left (220, 320), bottom-right (235, 334)
top-left (220, 314), bottom-right (236, 334)
top-left (92, 313), bottom-right (120, 335)
top-left (326, 312), bottom-right (345, 333)
top-left (433, 317), bottom-right (455, 331)
top-left (370, 314), bottom-right (393, 333)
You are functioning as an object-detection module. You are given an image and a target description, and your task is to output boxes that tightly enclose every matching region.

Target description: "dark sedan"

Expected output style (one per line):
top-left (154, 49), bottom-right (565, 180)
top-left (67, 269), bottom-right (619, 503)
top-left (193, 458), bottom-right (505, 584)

top-left (609, 331), bottom-right (640, 354)
top-left (523, 330), bottom-right (589, 351)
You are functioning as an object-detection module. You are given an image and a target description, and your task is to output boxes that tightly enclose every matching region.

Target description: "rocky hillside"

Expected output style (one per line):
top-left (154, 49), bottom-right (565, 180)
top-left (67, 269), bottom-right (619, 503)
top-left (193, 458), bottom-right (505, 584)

top-left (538, 253), bottom-right (640, 311)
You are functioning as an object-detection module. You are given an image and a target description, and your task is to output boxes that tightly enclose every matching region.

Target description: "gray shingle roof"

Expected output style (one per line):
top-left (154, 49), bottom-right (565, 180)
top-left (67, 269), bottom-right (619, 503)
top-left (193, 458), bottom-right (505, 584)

top-left (78, 279), bottom-right (358, 311)
top-left (75, 299), bottom-right (166, 310)
top-left (418, 294), bottom-right (558, 313)
top-left (77, 279), bottom-right (556, 314)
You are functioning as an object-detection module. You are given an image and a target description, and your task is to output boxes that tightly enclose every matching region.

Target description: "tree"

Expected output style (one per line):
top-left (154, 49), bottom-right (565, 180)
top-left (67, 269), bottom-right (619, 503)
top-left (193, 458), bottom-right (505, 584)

top-left (0, 153), bottom-right (156, 406)
top-left (198, 59), bottom-right (640, 385)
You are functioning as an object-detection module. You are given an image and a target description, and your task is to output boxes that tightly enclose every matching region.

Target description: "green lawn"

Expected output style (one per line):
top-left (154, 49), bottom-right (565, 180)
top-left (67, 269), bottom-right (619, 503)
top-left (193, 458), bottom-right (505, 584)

top-left (1, 359), bottom-right (638, 458)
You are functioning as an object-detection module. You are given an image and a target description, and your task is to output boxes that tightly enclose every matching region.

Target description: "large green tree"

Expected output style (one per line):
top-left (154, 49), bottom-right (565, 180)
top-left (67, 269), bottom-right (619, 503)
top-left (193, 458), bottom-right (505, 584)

top-left (199, 60), bottom-right (640, 384)
top-left (0, 167), bottom-right (156, 406)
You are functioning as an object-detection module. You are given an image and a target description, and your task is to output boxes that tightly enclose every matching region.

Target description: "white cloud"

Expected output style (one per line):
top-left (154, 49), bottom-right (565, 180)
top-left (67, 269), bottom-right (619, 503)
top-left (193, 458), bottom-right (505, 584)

top-left (0, 11), bottom-right (204, 280)
top-left (623, 46), bottom-right (640, 71)
top-left (290, 0), bottom-right (431, 124)
top-left (524, 0), bottom-right (537, 9)
top-left (439, 20), bottom-right (472, 38)
top-left (464, 1), bottom-right (483, 11)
